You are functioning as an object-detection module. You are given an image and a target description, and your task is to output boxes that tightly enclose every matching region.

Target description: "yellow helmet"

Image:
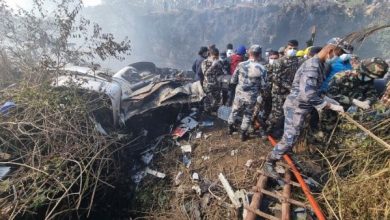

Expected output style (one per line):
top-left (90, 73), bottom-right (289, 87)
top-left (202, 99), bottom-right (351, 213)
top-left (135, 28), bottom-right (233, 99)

top-left (296, 50), bottom-right (305, 57)
top-left (304, 46), bottom-right (313, 55)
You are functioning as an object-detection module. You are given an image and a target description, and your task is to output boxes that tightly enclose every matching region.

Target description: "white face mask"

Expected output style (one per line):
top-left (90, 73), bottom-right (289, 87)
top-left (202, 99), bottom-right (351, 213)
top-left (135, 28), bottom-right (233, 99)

top-left (340, 54), bottom-right (352, 61)
top-left (326, 53), bottom-right (339, 64)
top-left (269, 59), bottom-right (275, 64)
top-left (286, 49), bottom-right (297, 57)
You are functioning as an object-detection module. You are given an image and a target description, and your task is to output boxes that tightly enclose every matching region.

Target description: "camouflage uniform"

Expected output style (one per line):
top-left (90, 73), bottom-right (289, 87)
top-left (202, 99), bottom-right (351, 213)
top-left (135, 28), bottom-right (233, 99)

top-left (266, 56), bottom-right (300, 136)
top-left (327, 58), bottom-right (388, 109)
top-left (252, 63), bottom-right (272, 130)
top-left (327, 71), bottom-right (378, 109)
top-left (201, 58), bottom-right (224, 112)
top-left (269, 56), bottom-right (328, 160)
top-left (381, 82), bottom-right (390, 108)
top-left (323, 58), bottom-right (388, 131)
top-left (228, 59), bottom-right (268, 131)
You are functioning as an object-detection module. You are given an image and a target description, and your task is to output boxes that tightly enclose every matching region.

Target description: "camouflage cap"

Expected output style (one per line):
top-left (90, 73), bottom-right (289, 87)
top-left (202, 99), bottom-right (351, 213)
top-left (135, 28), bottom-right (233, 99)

top-left (249, 44), bottom-right (262, 54)
top-left (360, 57), bottom-right (389, 79)
top-left (327, 37), bottom-right (354, 54)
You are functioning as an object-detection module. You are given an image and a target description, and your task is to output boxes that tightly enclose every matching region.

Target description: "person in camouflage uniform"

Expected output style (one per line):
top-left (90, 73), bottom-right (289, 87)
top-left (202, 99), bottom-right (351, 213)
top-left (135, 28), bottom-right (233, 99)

top-left (201, 47), bottom-right (224, 112)
top-left (264, 39), bottom-right (348, 179)
top-left (328, 57), bottom-right (389, 110)
top-left (266, 40), bottom-right (300, 138)
top-left (228, 45), bottom-right (268, 141)
top-left (252, 50), bottom-right (279, 137)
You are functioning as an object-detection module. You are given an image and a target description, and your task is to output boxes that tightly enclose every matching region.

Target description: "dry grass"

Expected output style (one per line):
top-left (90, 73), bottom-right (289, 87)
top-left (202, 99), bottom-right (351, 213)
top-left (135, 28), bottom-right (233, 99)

top-left (0, 84), bottom-right (136, 219)
top-left (319, 113), bottom-right (390, 220)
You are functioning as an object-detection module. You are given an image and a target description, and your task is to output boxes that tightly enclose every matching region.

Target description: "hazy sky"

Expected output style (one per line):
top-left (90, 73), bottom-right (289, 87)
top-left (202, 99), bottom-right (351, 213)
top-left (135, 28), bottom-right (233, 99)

top-left (6, 0), bottom-right (103, 9)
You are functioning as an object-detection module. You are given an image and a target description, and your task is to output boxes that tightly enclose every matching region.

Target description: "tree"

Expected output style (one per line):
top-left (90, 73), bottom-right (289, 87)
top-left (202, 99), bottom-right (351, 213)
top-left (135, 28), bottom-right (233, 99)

top-left (0, 0), bottom-right (131, 85)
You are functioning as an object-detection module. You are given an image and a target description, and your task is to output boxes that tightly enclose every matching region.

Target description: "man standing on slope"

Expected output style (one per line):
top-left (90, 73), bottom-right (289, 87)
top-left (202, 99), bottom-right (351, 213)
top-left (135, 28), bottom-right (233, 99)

top-left (228, 45), bottom-right (268, 141)
top-left (264, 39), bottom-right (348, 177)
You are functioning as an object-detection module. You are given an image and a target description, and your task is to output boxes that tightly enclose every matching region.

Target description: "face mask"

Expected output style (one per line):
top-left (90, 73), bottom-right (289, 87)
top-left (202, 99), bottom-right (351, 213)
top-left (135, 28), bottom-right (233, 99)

top-left (286, 49), bottom-right (297, 57)
top-left (339, 54), bottom-right (351, 61)
top-left (269, 59), bottom-right (275, 64)
top-left (326, 53), bottom-right (339, 64)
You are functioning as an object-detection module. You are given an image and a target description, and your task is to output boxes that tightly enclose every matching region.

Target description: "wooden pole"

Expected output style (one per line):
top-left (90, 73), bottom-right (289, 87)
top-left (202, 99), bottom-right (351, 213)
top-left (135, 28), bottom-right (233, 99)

top-left (268, 136), bottom-right (327, 220)
top-left (245, 174), bottom-right (268, 220)
top-left (339, 112), bottom-right (390, 150)
top-left (282, 170), bottom-right (292, 220)
top-left (244, 205), bottom-right (280, 220)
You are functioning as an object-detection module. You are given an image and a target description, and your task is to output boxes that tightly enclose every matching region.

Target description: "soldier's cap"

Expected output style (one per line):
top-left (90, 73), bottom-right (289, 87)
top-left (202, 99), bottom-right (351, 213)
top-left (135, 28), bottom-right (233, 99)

top-left (278, 46), bottom-right (285, 53)
top-left (359, 57), bottom-right (389, 79)
top-left (327, 37), bottom-right (354, 54)
top-left (249, 45), bottom-right (262, 54)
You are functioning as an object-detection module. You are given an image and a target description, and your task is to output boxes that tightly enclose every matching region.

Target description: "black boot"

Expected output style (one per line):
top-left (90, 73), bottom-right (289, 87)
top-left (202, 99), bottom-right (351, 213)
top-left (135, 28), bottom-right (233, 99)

top-left (228, 124), bottom-right (235, 135)
top-left (240, 130), bottom-right (249, 141)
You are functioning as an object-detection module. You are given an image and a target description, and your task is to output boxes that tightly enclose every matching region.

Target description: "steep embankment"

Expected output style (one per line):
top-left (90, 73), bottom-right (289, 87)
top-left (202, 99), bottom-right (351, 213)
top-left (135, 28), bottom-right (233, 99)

top-left (86, 1), bottom-right (390, 70)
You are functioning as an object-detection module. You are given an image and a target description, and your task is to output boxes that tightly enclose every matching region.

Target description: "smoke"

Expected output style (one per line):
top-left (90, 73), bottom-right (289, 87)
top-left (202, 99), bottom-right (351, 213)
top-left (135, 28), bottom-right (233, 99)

top-left (81, 0), bottom-right (390, 71)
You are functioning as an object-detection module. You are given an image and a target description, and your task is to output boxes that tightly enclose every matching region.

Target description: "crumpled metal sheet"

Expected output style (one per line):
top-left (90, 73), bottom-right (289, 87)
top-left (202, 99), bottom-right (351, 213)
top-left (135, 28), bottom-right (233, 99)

top-left (122, 80), bottom-right (205, 121)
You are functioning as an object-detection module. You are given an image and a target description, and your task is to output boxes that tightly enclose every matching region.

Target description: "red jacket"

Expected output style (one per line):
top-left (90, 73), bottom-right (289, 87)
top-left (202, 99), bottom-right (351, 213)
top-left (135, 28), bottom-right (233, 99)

top-left (230, 54), bottom-right (243, 75)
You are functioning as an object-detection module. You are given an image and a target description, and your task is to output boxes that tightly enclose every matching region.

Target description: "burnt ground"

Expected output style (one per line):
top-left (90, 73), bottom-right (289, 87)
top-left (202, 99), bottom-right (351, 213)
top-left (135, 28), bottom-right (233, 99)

top-left (127, 113), bottom-right (318, 219)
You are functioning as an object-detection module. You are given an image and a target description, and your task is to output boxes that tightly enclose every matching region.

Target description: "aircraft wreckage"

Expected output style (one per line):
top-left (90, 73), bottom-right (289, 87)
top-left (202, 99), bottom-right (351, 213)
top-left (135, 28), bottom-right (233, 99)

top-left (53, 62), bottom-right (205, 130)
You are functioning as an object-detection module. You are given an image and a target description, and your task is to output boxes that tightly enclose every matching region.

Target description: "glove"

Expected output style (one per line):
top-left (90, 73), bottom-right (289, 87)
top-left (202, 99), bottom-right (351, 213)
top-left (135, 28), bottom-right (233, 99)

top-left (328, 103), bottom-right (345, 113)
top-left (352, 99), bottom-right (370, 110)
top-left (324, 96), bottom-right (340, 105)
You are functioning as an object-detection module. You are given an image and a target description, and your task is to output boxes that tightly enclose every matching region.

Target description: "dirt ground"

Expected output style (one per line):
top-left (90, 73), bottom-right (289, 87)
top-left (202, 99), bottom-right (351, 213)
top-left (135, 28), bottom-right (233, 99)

top-left (130, 115), bottom-right (280, 219)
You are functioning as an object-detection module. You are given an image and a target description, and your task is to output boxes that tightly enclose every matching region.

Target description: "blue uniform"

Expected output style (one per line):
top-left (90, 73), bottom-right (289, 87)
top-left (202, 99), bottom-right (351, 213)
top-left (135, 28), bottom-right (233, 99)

top-left (269, 56), bottom-right (328, 160)
top-left (228, 59), bottom-right (268, 131)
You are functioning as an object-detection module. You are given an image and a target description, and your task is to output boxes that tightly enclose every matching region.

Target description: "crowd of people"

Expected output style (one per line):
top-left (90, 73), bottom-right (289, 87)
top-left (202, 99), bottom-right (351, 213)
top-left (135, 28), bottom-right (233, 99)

top-left (192, 38), bottom-right (390, 178)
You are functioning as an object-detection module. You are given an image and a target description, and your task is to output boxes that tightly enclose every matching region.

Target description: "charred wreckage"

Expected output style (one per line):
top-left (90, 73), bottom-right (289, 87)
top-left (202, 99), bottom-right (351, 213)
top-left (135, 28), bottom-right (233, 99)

top-left (53, 62), bottom-right (205, 134)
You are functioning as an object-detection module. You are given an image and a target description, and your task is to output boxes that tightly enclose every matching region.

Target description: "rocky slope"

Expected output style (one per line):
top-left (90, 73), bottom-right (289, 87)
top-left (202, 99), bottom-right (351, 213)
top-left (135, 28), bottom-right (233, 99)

top-left (85, 0), bottom-right (390, 70)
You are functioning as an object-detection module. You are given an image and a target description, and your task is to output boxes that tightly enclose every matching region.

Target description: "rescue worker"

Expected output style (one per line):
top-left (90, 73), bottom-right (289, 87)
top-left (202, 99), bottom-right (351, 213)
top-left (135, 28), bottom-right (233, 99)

top-left (265, 48), bottom-right (272, 64)
top-left (252, 50), bottom-right (279, 138)
top-left (328, 57), bottom-right (389, 110)
top-left (306, 46), bottom-right (322, 58)
top-left (220, 51), bottom-right (231, 105)
top-left (201, 47), bottom-right (224, 112)
top-left (228, 45), bottom-right (246, 106)
top-left (228, 45), bottom-right (268, 141)
top-left (278, 46), bottom-right (285, 57)
top-left (226, 43), bottom-right (234, 58)
top-left (230, 45), bottom-right (246, 75)
top-left (266, 40), bottom-right (300, 138)
top-left (220, 51), bottom-right (230, 74)
top-left (320, 39), bottom-right (354, 94)
top-left (264, 39), bottom-right (348, 178)
top-left (192, 46), bottom-right (208, 85)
